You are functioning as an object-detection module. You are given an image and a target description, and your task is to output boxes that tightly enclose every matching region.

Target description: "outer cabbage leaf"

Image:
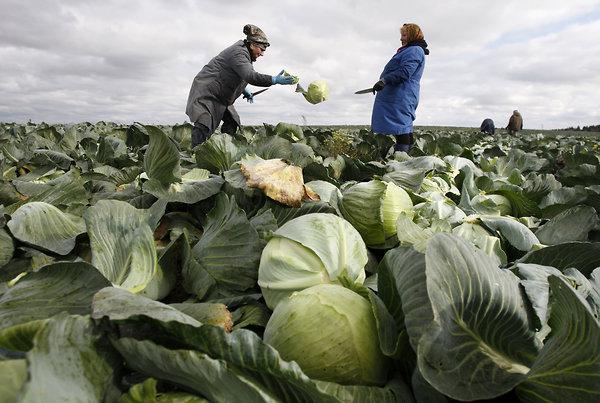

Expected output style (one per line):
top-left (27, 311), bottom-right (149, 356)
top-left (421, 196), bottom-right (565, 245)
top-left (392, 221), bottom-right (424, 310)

top-left (84, 199), bottom-right (157, 293)
top-left (94, 288), bottom-right (410, 403)
top-left (143, 168), bottom-right (224, 204)
top-left (0, 262), bottom-right (111, 350)
top-left (260, 199), bottom-right (338, 227)
top-left (518, 242), bottom-right (600, 276)
top-left (143, 125), bottom-right (181, 185)
top-left (535, 205), bottom-right (599, 245)
top-left (120, 377), bottom-right (208, 403)
top-left (195, 133), bottom-right (241, 174)
top-left (192, 194), bottom-right (263, 294)
top-left (418, 234), bottom-right (539, 401)
top-left (0, 227), bottom-right (14, 267)
top-left (479, 215), bottom-right (540, 252)
top-left (517, 276), bottom-right (600, 402)
top-left (7, 202), bottom-right (86, 255)
top-left (18, 314), bottom-right (119, 402)
top-left (6, 169), bottom-right (88, 214)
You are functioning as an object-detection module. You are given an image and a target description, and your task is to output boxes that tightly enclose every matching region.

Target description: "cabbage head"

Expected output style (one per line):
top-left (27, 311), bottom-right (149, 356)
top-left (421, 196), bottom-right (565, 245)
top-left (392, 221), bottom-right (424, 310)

top-left (258, 213), bottom-right (367, 309)
top-left (471, 193), bottom-right (512, 216)
top-left (296, 80), bottom-right (329, 104)
top-left (413, 198), bottom-right (466, 226)
top-left (339, 179), bottom-right (413, 248)
top-left (274, 122), bottom-right (303, 142)
top-left (263, 283), bottom-right (388, 385)
top-left (452, 222), bottom-right (507, 265)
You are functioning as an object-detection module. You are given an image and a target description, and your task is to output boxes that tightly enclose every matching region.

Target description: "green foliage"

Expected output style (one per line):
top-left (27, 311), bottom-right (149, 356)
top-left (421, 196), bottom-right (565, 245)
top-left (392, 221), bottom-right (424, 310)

top-left (322, 130), bottom-right (356, 157)
top-left (0, 121), bottom-right (598, 401)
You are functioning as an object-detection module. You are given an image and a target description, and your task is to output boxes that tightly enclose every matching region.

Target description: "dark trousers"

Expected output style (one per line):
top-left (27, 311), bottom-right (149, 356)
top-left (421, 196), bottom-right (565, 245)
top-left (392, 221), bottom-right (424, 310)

top-left (394, 133), bottom-right (414, 152)
top-left (191, 124), bottom-right (211, 147)
top-left (191, 109), bottom-right (239, 147)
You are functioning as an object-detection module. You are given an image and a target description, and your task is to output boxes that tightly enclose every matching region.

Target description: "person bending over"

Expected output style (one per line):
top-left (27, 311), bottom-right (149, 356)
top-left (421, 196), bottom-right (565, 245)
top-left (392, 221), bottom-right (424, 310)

top-left (186, 24), bottom-right (295, 147)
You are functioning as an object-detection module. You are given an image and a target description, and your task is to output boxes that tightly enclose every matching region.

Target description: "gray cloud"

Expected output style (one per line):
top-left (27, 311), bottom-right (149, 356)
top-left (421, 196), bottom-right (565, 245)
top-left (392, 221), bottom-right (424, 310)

top-left (1, 0), bottom-right (599, 128)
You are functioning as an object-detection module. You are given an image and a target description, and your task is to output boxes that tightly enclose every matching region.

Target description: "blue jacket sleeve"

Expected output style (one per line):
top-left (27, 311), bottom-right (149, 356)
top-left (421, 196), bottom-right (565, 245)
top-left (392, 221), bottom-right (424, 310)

top-left (381, 50), bottom-right (423, 85)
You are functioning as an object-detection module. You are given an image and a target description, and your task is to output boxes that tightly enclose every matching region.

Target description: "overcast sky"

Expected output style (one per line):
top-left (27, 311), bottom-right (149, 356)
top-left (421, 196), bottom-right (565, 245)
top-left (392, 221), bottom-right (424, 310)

top-left (1, 0), bottom-right (599, 129)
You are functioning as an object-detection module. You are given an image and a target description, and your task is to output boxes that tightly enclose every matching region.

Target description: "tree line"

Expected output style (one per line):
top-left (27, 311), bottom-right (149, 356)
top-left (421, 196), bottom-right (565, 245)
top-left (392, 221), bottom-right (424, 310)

top-left (559, 124), bottom-right (600, 132)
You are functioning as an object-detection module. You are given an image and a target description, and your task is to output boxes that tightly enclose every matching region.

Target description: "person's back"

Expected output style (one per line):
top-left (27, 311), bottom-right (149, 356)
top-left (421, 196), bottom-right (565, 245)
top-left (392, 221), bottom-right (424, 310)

top-left (506, 110), bottom-right (523, 135)
top-left (480, 118), bottom-right (495, 135)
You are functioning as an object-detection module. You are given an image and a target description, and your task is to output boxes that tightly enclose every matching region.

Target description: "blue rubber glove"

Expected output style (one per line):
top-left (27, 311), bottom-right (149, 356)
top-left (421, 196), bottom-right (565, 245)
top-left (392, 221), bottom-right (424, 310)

top-left (242, 89), bottom-right (254, 103)
top-left (272, 70), bottom-right (294, 85)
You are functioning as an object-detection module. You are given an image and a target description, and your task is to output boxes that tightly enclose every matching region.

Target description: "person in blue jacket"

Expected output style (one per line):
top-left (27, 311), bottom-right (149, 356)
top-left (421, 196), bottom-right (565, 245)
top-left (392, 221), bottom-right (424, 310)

top-left (371, 23), bottom-right (429, 153)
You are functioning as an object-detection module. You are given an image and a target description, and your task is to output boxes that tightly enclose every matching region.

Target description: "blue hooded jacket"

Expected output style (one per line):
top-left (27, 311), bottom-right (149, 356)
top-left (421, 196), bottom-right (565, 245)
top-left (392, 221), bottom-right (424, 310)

top-left (371, 45), bottom-right (425, 135)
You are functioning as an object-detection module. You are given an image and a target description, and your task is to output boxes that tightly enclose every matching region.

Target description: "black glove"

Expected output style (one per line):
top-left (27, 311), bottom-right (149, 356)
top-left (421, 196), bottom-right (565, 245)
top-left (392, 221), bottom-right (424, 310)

top-left (372, 80), bottom-right (385, 93)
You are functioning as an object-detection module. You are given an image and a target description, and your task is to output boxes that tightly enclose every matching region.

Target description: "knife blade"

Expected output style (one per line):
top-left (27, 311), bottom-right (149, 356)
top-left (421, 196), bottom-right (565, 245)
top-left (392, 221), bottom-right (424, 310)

top-left (251, 88), bottom-right (269, 96)
top-left (355, 88), bottom-right (374, 94)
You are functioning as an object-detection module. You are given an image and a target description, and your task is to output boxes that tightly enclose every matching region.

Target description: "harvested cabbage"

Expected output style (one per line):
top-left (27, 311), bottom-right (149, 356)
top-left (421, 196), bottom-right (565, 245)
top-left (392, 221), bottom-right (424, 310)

top-left (296, 80), bottom-right (329, 104)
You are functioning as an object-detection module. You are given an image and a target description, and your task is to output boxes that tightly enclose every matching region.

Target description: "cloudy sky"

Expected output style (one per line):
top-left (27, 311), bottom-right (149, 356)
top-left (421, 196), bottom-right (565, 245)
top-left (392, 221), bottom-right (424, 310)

top-left (1, 0), bottom-right (599, 129)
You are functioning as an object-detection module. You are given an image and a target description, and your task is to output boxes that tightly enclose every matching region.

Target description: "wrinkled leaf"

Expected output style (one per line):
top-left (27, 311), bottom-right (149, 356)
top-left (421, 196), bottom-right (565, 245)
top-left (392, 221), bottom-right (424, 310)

top-left (0, 262), bottom-right (111, 346)
top-left (7, 202), bottom-right (86, 255)
top-left (192, 194), bottom-right (262, 293)
top-left (143, 169), bottom-right (224, 204)
top-left (241, 157), bottom-right (317, 207)
top-left (535, 205), bottom-right (599, 245)
top-left (519, 242), bottom-right (600, 277)
top-left (19, 314), bottom-right (119, 402)
top-left (418, 234), bottom-right (539, 400)
top-left (84, 199), bottom-right (157, 293)
top-left (143, 125), bottom-right (181, 185)
top-left (517, 276), bottom-right (600, 402)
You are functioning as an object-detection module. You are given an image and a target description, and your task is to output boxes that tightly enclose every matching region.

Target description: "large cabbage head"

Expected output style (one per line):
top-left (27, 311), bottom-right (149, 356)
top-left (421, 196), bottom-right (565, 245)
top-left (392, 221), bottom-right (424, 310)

top-left (339, 179), bottom-right (413, 248)
top-left (296, 80), bottom-right (329, 104)
top-left (258, 213), bottom-right (367, 309)
top-left (263, 283), bottom-right (389, 385)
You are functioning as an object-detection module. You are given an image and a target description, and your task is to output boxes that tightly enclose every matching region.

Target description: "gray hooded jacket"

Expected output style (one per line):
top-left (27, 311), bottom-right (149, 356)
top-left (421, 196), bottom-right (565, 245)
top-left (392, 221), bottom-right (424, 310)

top-left (186, 40), bottom-right (272, 131)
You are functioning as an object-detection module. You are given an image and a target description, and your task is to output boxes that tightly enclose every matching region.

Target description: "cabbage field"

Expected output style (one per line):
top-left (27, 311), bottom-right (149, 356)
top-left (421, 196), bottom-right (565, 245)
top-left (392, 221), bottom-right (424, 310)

top-left (0, 121), bottom-right (599, 402)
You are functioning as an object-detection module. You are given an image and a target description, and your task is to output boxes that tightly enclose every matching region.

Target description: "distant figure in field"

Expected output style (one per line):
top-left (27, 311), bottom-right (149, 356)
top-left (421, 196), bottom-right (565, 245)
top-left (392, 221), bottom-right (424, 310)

top-left (506, 110), bottom-right (523, 135)
top-left (480, 118), bottom-right (495, 135)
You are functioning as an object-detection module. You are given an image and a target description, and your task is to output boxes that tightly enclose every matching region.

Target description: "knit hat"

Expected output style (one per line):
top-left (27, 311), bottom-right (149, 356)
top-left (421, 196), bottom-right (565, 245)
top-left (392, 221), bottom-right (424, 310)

top-left (243, 24), bottom-right (270, 47)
